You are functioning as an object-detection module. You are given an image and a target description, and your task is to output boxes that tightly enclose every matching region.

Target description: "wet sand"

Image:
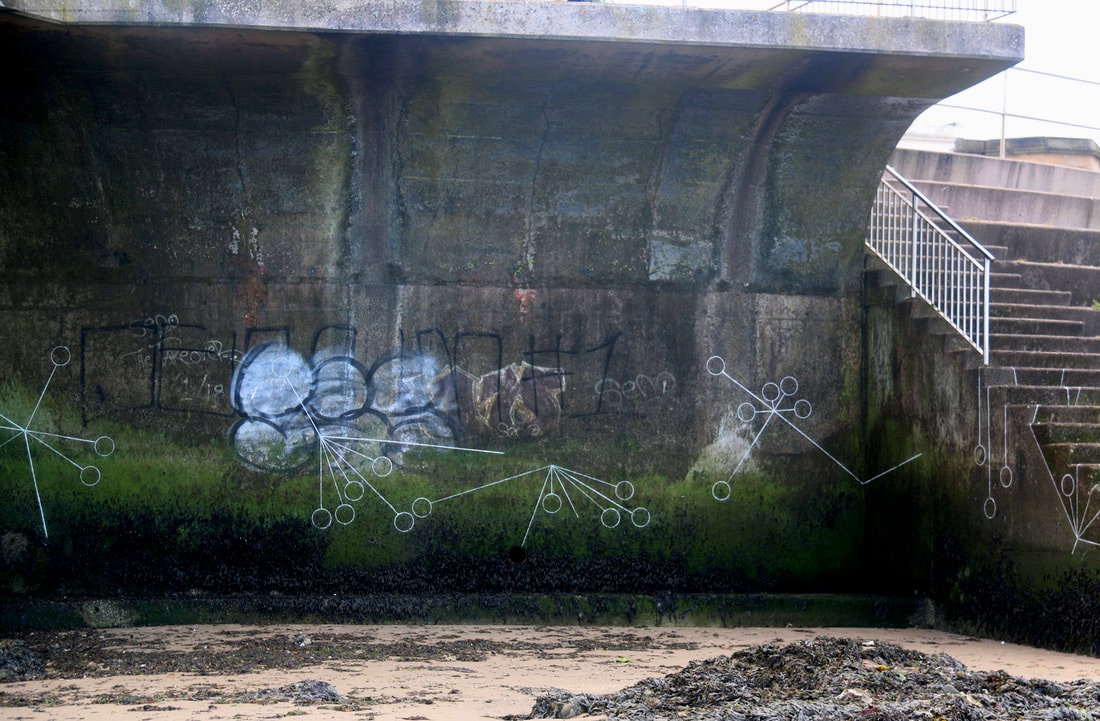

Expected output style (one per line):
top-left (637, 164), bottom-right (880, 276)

top-left (2, 624), bottom-right (1099, 720)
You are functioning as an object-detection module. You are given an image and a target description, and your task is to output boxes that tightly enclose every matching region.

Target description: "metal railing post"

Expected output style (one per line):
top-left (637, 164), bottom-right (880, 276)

top-left (909, 191), bottom-right (918, 298)
top-left (982, 256), bottom-right (991, 363)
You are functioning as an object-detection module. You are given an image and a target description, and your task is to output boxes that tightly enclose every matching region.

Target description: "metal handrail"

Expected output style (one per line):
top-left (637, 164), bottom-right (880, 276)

top-left (768, 0), bottom-right (1015, 22)
top-left (866, 165), bottom-right (993, 363)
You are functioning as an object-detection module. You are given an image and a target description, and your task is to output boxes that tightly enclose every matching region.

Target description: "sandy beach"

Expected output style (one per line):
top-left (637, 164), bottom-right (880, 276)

top-left (2, 624), bottom-right (1099, 720)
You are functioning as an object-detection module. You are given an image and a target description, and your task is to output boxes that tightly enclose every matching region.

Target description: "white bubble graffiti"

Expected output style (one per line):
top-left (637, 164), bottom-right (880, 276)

top-left (410, 463), bottom-right (651, 549)
top-left (229, 342), bottom-right (501, 531)
top-left (0, 346), bottom-right (115, 540)
top-left (229, 342), bottom-right (653, 547)
top-left (705, 354), bottom-right (921, 500)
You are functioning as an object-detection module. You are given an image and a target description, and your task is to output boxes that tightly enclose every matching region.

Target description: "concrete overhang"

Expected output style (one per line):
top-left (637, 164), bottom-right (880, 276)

top-left (0, 2), bottom-right (1023, 104)
top-left (0, 1), bottom-right (1024, 292)
top-left (1, 0), bottom-right (1023, 65)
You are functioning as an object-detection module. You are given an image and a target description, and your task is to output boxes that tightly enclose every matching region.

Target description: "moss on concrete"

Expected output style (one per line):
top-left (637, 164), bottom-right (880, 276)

top-left (0, 370), bottom-right (870, 599)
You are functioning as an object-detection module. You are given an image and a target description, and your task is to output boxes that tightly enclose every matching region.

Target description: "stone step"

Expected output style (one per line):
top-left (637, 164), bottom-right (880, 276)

top-left (989, 316), bottom-right (1084, 337)
top-left (989, 367), bottom-right (1100, 388)
top-left (996, 386), bottom-right (1100, 407)
top-left (989, 303), bottom-right (1100, 337)
top-left (1041, 442), bottom-right (1100, 466)
top-left (1032, 422), bottom-right (1100, 445)
top-left (988, 349), bottom-right (1100, 370)
top-left (997, 260), bottom-right (1100, 308)
top-left (909, 180), bottom-right (1100, 230)
top-left (990, 333), bottom-right (1100, 354)
top-left (990, 287), bottom-right (1074, 307)
top-left (1027, 404), bottom-right (1100, 425)
top-left (1069, 464), bottom-right (1100, 484)
top-left (991, 271), bottom-right (1023, 288)
top-left (961, 221), bottom-right (1100, 268)
top-left (889, 148), bottom-right (1100, 199)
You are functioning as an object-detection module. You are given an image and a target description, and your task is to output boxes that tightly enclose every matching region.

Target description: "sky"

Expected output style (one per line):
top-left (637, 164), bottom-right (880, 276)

top-left (605, 0), bottom-right (1100, 146)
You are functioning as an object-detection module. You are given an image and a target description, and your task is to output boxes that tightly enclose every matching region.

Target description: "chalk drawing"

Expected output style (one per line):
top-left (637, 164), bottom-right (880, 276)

top-left (81, 316), bottom-right (238, 421)
top-left (975, 367), bottom-right (1015, 520)
top-left (975, 367), bottom-right (1099, 552)
top-left (595, 371), bottom-right (678, 408)
top-left (1029, 402), bottom-right (1099, 554)
top-left (229, 342), bottom-right (500, 530)
top-left (705, 354), bottom-right (921, 501)
top-left (409, 463), bottom-right (651, 549)
top-left (0, 346), bottom-right (115, 540)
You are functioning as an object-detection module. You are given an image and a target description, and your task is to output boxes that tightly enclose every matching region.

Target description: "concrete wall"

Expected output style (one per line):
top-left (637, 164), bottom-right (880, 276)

top-left (0, 2), bottom-right (1021, 609)
top-left (863, 284), bottom-right (1100, 655)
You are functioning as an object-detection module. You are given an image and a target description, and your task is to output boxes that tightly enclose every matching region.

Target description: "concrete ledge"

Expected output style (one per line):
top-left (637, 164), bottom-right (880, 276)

top-left (957, 137), bottom-right (1100, 172)
top-left (0, 593), bottom-right (933, 631)
top-left (959, 221), bottom-right (1100, 267)
top-left (2, 0), bottom-right (1023, 63)
top-left (891, 148), bottom-right (1100, 198)
top-left (910, 181), bottom-right (1100, 230)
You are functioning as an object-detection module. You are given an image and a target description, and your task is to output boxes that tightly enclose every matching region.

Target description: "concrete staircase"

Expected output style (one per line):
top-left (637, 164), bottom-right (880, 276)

top-left (881, 148), bottom-right (1100, 531)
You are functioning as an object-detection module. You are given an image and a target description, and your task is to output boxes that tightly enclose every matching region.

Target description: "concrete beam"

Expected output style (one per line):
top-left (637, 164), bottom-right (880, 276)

top-left (2, 0), bottom-right (1023, 65)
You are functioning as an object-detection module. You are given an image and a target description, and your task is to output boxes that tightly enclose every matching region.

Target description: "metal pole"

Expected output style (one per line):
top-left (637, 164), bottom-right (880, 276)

top-left (910, 197), bottom-right (918, 298)
top-left (982, 257), bottom-right (991, 363)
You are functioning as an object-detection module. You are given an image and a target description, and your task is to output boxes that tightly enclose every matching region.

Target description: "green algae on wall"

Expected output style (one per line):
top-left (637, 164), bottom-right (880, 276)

top-left (0, 366), bottom-right (869, 599)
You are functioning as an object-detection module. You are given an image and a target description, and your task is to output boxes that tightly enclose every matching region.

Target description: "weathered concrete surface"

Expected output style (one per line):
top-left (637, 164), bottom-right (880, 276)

top-left (0, 2), bottom-right (1022, 613)
top-left (3, 0), bottom-right (1022, 57)
top-left (867, 148), bottom-right (1100, 656)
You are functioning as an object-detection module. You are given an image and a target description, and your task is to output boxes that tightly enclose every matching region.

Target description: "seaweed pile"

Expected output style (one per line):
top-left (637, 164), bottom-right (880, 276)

top-left (526, 637), bottom-right (1100, 720)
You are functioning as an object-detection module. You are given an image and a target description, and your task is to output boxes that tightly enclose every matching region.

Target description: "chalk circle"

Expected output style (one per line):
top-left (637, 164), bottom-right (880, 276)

top-left (372, 456), bottom-right (394, 477)
top-left (233, 343), bottom-right (312, 418)
top-left (1061, 474), bottom-right (1076, 498)
top-left (50, 345), bottom-right (71, 367)
top-left (615, 480), bottom-right (634, 501)
top-left (794, 399), bottom-right (812, 419)
top-left (780, 376), bottom-right (798, 396)
top-left (508, 545), bottom-right (528, 564)
top-left (983, 496), bottom-right (997, 519)
top-left (334, 503), bottom-right (355, 526)
top-left (973, 444), bottom-right (987, 467)
top-left (80, 465), bottom-right (101, 487)
top-left (393, 511), bottom-right (415, 533)
top-left (343, 480), bottom-right (365, 502)
top-left (412, 497), bottom-right (433, 519)
top-left (270, 355), bottom-right (296, 379)
top-left (312, 507), bottom-right (333, 530)
top-left (711, 480), bottom-right (731, 502)
top-left (999, 466), bottom-right (1014, 489)
top-left (94, 436), bottom-right (115, 456)
top-left (737, 402), bottom-right (756, 423)
top-left (542, 492), bottom-right (563, 514)
top-left (631, 507), bottom-right (651, 528)
top-left (762, 382), bottom-right (781, 404)
top-left (601, 507), bottom-right (621, 529)
top-left (705, 355), bottom-right (726, 376)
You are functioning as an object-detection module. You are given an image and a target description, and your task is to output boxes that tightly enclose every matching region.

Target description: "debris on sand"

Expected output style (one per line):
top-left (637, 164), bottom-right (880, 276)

top-left (525, 637), bottom-right (1100, 720)
top-left (236, 679), bottom-right (345, 705)
top-left (0, 640), bottom-right (43, 681)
